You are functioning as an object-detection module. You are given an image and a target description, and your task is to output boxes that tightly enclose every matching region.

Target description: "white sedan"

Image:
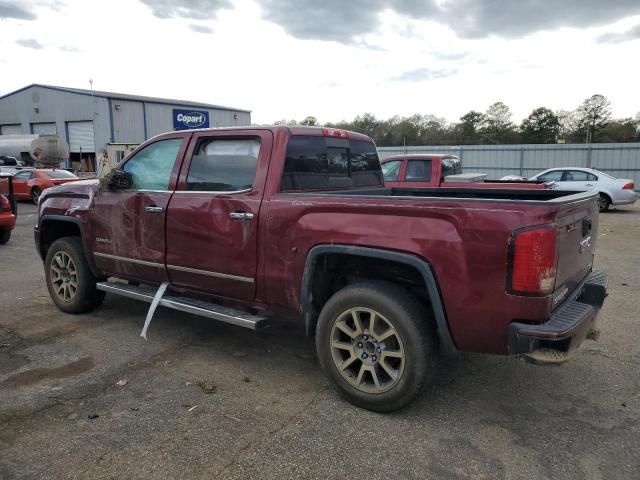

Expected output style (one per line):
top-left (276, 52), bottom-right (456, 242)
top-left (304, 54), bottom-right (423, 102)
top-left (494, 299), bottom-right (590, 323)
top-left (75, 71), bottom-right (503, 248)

top-left (530, 167), bottom-right (637, 211)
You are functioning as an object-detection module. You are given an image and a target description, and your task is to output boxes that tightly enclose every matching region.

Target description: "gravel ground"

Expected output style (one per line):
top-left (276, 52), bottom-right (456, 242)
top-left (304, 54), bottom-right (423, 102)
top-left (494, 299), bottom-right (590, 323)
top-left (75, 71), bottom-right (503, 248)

top-left (0, 201), bottom-right (639, 480)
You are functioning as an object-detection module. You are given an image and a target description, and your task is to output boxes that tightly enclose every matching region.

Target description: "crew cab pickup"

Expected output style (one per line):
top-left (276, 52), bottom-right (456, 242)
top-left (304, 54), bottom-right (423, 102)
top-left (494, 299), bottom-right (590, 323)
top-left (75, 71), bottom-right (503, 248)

top-left (381, 153), bottom-right (550, 190)
top-left (35, 126), bottom-right (607, 412)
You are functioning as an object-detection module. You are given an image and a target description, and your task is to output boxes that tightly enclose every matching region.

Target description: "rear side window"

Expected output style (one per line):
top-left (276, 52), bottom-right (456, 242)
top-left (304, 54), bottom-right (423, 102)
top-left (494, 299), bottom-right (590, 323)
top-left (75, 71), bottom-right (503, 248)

top-left (186, 138), bottom-right (260, 192)
top-left (405, 160), bottom-right (432, 181)
top-left (281, 136), bottom-right (382, 191)
top-left (566, 170), bottom-right (597, 182)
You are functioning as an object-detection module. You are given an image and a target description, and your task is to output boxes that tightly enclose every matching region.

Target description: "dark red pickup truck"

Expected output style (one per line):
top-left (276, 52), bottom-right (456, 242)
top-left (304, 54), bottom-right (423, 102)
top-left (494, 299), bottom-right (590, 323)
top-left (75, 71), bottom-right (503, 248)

top-left (35, 126), bottom-right (607, 411)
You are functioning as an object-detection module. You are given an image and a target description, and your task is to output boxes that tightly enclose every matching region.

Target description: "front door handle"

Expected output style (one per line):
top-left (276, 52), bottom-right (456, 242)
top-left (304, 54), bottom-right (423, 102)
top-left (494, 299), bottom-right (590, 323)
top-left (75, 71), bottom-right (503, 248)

top-left (144, 206), bottom-right (164, 214)
top-left (229, 211), bottom-right (254, 220)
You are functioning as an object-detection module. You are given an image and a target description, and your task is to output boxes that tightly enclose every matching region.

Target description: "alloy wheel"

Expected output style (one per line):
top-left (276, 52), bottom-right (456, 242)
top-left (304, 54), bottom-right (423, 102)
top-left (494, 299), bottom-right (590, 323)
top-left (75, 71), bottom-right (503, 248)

top-left (330, 307), bottom-right (405, 394)
top-left (50, 251), bottom-right (78, 302)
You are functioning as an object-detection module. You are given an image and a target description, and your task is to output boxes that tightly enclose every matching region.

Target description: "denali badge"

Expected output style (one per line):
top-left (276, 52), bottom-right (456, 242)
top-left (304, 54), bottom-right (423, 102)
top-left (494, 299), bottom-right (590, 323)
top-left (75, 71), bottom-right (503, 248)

top-left (95, 237), bottom-right (112, 244)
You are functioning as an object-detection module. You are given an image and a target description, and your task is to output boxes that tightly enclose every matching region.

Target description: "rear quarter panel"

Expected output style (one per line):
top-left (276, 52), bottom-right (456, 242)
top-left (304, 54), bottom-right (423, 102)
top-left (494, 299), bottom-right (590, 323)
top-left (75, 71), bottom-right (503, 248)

top-left (263, 193), bottom-right (571, 353)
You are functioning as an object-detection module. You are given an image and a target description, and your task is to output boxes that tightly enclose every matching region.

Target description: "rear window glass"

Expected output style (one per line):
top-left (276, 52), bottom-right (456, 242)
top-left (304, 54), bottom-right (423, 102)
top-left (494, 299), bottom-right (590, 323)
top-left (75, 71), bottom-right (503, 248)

top-left (441, 157), bottom-right (462, 177)
top-left (45, 170), bottom-right (77, 179)
top-left (281, 136), bottom-right (382, 191)
top-left (381, 160), bottom-right (401, 181)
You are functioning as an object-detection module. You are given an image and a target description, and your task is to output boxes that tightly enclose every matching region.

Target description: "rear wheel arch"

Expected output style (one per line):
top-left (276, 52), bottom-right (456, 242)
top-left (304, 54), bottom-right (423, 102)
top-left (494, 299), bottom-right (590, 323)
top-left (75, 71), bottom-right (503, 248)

top-left (301, 245), bottom-right (456, 355)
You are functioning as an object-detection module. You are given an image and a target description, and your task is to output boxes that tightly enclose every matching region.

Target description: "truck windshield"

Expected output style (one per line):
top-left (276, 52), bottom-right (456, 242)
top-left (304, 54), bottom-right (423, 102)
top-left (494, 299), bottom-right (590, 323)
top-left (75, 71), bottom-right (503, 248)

top-left (442, 157), bottom-right (462, 177)
top-left (281, 136), bottom-right (383, 191)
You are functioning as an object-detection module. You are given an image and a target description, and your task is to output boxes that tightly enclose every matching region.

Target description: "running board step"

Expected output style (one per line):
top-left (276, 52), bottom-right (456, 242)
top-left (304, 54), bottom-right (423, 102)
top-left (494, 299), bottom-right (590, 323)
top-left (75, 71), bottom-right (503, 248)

top-left (96, 281), bottom-right (268, 330)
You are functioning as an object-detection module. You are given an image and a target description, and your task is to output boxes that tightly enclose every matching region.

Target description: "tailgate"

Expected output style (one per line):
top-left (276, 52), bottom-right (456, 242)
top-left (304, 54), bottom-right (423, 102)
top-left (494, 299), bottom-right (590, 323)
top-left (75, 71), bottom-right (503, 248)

top-left (553, 197), bottom-right (599, 308)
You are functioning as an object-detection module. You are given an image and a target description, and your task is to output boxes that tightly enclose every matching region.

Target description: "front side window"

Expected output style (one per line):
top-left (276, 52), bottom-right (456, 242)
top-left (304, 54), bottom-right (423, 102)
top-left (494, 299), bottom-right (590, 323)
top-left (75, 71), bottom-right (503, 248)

top-left (539, 170), bottom-right (563, 182)
top-left (281, 136), bottom-right (383, 191)
top-left (123, 138), bottom-right (182, 190)
top-left (381, 161), bottom-right (401, 181)
top-left (186, 138), bottom-right (260, 192)
top-left (405, 160), bottom-right (432, 181)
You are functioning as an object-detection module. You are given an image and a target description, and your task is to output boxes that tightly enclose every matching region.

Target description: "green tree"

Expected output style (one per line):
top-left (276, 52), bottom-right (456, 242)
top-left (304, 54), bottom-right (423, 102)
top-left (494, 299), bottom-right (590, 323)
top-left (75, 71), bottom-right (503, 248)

top-left (520, 107), bottom-right (560, 144)
top-left (576, 94), bottom-right (612, 143)
top-left (594, 118), bottom-right (638, 143)
top-left (458, 110), bottom-right (485, 144)
top-left (480, 102), bottom-right (518, 144)
top-left (300, 116), bottom-right (318, 126)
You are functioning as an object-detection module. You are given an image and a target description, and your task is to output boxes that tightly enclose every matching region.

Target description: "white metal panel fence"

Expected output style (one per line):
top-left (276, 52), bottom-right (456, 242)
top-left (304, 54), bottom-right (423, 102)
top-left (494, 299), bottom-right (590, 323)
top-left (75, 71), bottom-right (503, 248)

top-left (377, 143), bottom-right (640, 185)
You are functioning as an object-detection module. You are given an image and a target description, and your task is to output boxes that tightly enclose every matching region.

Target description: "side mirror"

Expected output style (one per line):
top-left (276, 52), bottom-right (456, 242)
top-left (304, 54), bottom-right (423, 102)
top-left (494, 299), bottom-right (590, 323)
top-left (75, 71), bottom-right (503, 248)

top-left (107, 169), bottom-right (133, 190)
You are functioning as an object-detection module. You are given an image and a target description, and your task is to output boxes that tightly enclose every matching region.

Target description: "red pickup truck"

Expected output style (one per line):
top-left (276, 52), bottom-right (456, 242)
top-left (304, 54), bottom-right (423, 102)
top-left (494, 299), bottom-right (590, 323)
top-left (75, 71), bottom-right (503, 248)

top-left (381, 154), bottom-right (549, 189)
top-left (35, 126), bottom-right (607, 412)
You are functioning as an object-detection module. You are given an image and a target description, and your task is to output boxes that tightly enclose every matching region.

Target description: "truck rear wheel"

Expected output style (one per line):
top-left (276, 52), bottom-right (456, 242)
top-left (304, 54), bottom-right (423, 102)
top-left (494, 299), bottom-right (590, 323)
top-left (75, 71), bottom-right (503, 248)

top-left (45, 237), bottom-right (105, 313)
top-left (316, 281), bottom-right (437, 412)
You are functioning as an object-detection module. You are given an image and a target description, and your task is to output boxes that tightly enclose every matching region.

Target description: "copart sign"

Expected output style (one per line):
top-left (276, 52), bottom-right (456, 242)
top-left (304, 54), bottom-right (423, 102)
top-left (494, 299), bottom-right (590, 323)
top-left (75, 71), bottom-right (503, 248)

top-left (173, 109), bottom-right (210, 130)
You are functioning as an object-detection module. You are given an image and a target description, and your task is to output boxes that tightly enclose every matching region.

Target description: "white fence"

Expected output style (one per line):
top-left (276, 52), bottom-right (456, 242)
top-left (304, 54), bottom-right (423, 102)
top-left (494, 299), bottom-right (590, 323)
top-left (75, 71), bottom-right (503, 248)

top-left (377, 143), bottom-right (640, 185)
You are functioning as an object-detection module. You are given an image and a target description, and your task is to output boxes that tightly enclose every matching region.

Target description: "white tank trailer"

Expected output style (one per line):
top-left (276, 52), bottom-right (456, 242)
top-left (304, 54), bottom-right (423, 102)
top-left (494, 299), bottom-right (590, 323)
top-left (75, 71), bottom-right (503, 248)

top-left (0, 134), bottom-right (69, 167)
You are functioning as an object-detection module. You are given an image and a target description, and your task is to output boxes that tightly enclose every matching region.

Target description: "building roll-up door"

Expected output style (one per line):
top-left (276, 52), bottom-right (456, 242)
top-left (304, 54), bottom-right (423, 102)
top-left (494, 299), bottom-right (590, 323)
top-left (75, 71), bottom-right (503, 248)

top-left (67, 121), bottom-right (95, 152)
top-left (32, 123), bottom-right (57, 135)
top-left (0, 124), bottom-right (23, 135)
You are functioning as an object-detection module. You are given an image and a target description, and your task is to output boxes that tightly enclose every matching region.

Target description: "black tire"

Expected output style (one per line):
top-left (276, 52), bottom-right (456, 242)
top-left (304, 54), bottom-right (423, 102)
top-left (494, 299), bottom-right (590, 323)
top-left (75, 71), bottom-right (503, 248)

top-left (45, 236), bottom-right (105, 313)
top-left (598, 193), bottom-right (611, 212)
top-left (316, 281), bottom-right (438, 412)
top-left (31, 187), bottom-right (42, 205)
top-left (0, 229), bottom-right (10, 245)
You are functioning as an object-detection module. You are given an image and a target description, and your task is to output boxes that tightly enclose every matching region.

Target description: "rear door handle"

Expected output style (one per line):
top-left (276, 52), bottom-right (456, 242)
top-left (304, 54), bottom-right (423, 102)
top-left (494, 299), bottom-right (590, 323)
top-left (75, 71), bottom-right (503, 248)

top-left (144, 206), bottom-right (164, 214)
top-left (585, 184), bottom-right (593, 187)
top-left (229, 211), bottom-right (254, 220)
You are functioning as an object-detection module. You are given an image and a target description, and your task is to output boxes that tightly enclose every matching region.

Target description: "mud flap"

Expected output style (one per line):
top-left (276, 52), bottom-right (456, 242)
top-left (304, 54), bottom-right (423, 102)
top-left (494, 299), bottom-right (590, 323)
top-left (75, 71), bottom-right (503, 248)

top-left (140, 282), bottom-right (169, 340)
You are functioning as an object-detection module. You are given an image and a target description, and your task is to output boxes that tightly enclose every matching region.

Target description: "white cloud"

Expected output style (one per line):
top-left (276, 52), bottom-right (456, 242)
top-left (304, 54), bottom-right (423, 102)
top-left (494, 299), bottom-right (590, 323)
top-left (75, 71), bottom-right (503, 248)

top-left (0, 0), bottom-right (638, 126)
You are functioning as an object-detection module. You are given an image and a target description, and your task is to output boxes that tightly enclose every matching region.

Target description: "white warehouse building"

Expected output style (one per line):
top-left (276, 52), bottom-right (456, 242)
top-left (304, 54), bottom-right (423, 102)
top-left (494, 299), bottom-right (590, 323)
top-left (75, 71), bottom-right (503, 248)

top-left (0, 84), bottom-right (251, 169)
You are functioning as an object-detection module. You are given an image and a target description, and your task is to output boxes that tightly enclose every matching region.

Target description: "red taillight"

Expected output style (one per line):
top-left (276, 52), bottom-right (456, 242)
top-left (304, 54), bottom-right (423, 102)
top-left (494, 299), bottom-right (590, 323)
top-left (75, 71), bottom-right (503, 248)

top-left (322, 128), bottom-right (349, 139)
top-left (508, 227), bottom-right (558, 295)
top-left (623, 182), bottom-right (634, 190)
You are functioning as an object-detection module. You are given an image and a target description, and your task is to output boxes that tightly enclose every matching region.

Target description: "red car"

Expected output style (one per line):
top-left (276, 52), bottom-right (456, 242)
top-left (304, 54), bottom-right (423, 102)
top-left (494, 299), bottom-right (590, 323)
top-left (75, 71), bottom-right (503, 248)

top-left (0, 175), bottom-right (17, 244)
top-left (12, 169), bottom-right (82, 204)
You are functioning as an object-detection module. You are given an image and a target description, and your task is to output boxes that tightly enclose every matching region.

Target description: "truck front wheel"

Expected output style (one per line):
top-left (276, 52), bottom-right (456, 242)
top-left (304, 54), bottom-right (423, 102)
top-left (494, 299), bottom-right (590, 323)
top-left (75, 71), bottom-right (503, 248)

top-left (316, 281), bottom-right (438, 412)
top-left (45, 237), bottom-right (105, 313)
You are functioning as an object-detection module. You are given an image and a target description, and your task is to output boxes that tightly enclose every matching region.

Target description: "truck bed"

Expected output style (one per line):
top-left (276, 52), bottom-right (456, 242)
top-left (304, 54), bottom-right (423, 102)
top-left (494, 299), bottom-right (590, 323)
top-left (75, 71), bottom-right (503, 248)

top-left (289, 186), bottom-right (595, 203)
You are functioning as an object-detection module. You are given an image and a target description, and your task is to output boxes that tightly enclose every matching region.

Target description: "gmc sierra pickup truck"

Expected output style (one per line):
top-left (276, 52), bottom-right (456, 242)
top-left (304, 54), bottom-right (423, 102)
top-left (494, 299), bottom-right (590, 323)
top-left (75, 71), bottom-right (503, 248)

top-left (35, 126), bottom-right (607, 412)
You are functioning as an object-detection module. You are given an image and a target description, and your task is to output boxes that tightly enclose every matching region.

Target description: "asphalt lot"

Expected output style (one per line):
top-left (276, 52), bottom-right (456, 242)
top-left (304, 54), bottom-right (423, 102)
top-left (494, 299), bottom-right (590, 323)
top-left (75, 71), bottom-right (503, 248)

top-left (1, 200), bottom-right (639, 480)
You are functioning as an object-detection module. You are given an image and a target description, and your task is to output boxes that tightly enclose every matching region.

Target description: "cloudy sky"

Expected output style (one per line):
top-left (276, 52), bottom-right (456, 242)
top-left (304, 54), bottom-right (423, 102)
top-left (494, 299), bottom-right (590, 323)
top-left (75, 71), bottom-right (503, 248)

top-left (1, 0), bottom-right (639, 124)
